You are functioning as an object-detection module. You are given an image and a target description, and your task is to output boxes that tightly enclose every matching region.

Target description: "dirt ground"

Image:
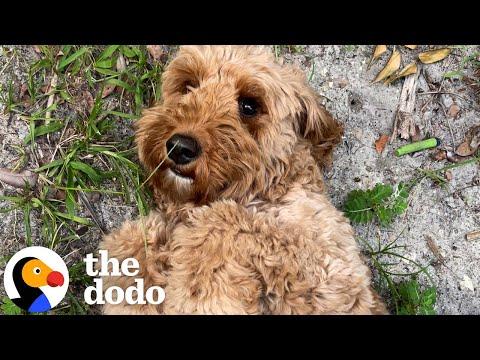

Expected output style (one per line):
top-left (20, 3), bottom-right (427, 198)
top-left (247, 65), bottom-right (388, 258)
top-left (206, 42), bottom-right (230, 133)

top-left (1, 45), bottom-right (479, 314)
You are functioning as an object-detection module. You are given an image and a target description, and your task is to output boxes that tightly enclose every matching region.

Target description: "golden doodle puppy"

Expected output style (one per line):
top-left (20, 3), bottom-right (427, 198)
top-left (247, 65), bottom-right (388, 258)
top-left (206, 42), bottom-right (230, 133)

top-left (98, 45), bottom-right (388, 314)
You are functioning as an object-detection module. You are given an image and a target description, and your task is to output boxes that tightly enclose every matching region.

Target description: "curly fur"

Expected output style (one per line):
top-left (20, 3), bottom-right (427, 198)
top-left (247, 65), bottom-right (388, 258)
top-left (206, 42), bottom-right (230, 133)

top-left (98, 45), bottom-right (387, 314)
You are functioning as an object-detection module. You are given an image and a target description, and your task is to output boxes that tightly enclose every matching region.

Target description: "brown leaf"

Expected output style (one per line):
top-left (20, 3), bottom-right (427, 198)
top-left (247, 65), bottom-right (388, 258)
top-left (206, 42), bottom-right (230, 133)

top-left (431, 149), bottom-right (447, 161)
top-left (444, 170), bottom-right (453, 181)
top-left (373, 49), bottom-right (401, 83)
top-left (83, 91), bottom-right (95, 114)
top-left (404, 45), bottom-right (418, 50)
top-left (0, 168), bottom-right (38, 188)
top-left (384, 61), bottom-right (418, 84)
top-left (147, 45), bottom-right (165, 62)
top-left (375, 134), bottom-right (389, 153)
top-left (418, 48), bottom-right (451, 64)
top-left (447, 103), bottom-right (460, 118)
top-left (368, 45), bottom-right (387, 68)
top-left (102, 84), bottom-right (116, 98)
top-left (455, 125), bottom-right (480, 157)
top-left (33, 45), bottom-right (42, 54)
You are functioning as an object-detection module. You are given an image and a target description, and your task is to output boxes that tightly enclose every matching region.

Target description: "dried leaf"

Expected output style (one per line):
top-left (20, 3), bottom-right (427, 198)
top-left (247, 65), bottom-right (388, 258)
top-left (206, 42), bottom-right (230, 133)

top-left (404, 45), bottom-right (418, 50)
top-left (447, 103), bottom-right (460, 118)
top-left (455, 125), bottom-right (480, 156)
top-left (444, 170), bottom-right (453, 181)
top-left (368, 45), bottom-right (387, 68)
top-left (418, 48), bottom-right (451, 64)
top-left (375, 134), bottom-right (389, 154)
top-left (83, 91), bottom-right (95, 114)
top-left (385, 62), bottom-right (418, 84)
top-left (373, 49), bottom-right (401, 83)
top-left (102, 84), bottom-right (116, 98)
top-left (116, 54), bottom-right (126, 72)
top-left (0, 168), bottom-right (38, 188)
top-left (460, 275), bottom-right (475, 293)
top-left (33, 45), bottom-right (42, 54)
top-left (147, 45), bottom-right (164, 62)
top-left (431, 149), bottom-right (447, 161)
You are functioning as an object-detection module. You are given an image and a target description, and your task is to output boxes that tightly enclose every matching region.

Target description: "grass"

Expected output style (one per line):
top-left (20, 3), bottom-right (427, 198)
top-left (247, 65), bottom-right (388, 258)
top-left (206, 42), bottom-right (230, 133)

top-left (345, 153), bottom-right (480, 314)
top-left (0, 45), bottom-right (172, 314)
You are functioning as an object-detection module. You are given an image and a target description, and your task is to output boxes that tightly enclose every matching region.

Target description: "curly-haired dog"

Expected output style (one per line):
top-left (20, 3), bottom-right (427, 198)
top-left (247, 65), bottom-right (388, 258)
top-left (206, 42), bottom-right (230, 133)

top-left (99, 45), bottom-right (388, 314)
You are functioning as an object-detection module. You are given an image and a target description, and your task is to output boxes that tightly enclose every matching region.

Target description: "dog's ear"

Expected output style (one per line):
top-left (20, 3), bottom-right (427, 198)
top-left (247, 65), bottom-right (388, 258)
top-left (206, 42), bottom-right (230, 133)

top-left (293, 82), bottom-right (343, 168)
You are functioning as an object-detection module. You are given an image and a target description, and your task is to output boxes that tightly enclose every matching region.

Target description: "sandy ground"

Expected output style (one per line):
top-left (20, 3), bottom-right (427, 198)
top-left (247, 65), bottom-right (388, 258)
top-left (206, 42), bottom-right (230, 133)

top-left (1, 45), bottom-right (479, 314)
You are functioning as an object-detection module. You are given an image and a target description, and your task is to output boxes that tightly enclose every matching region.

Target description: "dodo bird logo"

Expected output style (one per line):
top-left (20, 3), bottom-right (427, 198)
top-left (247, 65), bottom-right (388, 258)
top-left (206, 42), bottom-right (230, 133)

top-left (3, 247), bottom-right (69, 313)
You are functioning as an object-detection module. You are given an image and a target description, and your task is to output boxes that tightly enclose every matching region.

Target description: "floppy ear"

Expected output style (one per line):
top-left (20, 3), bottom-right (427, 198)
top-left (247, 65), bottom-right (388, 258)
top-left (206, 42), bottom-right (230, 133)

top-left (293, 84), bottom-right (343, 168)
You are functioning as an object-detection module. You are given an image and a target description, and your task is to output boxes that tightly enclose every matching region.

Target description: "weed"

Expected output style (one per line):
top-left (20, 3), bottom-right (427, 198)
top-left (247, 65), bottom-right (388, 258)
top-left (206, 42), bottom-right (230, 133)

top-left (344, 183), bottom-right (409, 226)
top-left (0, 45), bottom-right (168, 314)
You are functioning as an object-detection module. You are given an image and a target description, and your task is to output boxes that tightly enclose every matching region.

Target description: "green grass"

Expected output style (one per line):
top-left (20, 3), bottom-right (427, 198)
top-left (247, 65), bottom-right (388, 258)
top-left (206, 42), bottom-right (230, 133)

top-left (0, 45), bottom-right (171, 314)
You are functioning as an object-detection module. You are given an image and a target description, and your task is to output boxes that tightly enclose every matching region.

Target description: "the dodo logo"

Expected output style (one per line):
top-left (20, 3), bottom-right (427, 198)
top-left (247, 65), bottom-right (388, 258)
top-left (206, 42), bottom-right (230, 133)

top-left (3, 247), bottom-right (69, 313)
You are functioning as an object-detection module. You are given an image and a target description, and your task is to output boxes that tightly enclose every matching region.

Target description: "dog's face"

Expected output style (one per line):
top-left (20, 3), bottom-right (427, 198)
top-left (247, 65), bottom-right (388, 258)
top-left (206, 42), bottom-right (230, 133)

top-left (136, 46), bottom-right (342, 204)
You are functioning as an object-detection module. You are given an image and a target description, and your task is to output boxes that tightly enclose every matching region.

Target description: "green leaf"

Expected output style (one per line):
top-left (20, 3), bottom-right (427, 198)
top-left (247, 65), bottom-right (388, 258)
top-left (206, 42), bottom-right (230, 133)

top-left (370, 183), bottom-right (393, 205)
top-left (1, 297), bottom-right (23, 315)
top-left (58, 47), bottom-right (88, 71)
top-left (95, 58), bottom-right (115, 69)
top-left (97, 45), bottom-right (120, 61)
top-left (106, 78), bottom-right (135, 93)
top-left (23, 202), bottom-right (32, 246)
top-left (69, 161), bottom-right (103, 183)
top-left (33, 159), bottom-right (64, 172)
top-left (53, 211), bottom-right (92, 225)
top-left (24, 121), bottom-right (64, 144)
top-left (106, 110), bottom-right (139, 120)
top-left (344, 190), bottom-right (374, 224)
top-left (443, 70), bottom-right (464, 80)
top-left (94, 67), bottom-right (119, 76)
top-left (376, 206), bottom-right (393, 226)
top-left (120, 45), bottom-right (137, 58)
top-left (65, 167), bottom-right (76, 216)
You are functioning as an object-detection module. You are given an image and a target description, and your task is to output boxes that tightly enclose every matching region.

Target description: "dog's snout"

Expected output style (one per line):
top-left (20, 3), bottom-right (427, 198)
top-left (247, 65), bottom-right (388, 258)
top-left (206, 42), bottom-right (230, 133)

top-left (166, 134), bottom-right (201, 165)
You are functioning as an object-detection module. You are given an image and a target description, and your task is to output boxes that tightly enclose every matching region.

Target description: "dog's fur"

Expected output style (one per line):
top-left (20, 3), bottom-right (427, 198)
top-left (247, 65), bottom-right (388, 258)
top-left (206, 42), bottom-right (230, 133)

top-left (98, 46), bottom-right (388, 314)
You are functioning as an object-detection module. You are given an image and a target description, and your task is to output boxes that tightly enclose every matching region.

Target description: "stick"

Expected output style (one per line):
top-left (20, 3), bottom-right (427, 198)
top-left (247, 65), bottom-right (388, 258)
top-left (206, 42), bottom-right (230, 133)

top-left (45, 73), bottom-right (58, 123)
top-left (394, 69), bottom-right (420, 141)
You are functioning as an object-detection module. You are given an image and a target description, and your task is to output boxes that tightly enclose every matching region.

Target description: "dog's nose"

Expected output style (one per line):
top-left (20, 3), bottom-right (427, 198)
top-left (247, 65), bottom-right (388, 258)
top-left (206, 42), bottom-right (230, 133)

top-left (166, 134), bottom-right (201, 165)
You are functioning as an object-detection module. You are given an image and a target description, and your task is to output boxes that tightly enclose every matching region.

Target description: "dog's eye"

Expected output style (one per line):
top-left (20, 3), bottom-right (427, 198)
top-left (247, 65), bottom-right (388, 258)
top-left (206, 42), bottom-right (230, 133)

top-left (238, 97), bottom-right (258, 118)
top-left (182, 81), bottom-right (198, 94)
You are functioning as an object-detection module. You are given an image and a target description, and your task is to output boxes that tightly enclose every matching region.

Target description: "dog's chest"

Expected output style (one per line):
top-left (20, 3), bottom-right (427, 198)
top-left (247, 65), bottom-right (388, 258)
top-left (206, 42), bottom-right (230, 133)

top-left (252, 188), bottom-right (333, 231)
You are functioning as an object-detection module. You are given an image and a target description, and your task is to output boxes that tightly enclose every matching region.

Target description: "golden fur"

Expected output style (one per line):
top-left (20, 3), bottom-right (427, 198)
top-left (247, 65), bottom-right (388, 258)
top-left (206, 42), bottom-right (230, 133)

top-left (98, 46), bottom-right (388, 314)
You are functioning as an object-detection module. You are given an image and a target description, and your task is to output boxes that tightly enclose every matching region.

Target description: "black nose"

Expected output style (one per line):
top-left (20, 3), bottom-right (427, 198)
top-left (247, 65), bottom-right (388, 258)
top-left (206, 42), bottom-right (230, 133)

top-left (166, 134), bottom-right (201, 165)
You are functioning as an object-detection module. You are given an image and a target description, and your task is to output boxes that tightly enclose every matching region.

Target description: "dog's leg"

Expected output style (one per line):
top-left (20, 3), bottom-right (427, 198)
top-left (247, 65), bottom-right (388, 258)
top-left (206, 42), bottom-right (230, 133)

top-left (97, 211), bottom-right (168, 315)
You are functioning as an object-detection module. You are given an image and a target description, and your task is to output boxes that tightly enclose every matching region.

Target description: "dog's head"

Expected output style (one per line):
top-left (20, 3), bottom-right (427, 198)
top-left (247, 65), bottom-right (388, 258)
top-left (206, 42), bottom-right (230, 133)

top-left (136, 46), bottom-right (343, 204)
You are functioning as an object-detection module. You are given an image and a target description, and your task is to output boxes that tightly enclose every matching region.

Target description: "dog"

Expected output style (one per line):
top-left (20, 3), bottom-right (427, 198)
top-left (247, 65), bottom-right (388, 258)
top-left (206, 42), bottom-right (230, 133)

top-left (98, 45), bottom-right (388, 314)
